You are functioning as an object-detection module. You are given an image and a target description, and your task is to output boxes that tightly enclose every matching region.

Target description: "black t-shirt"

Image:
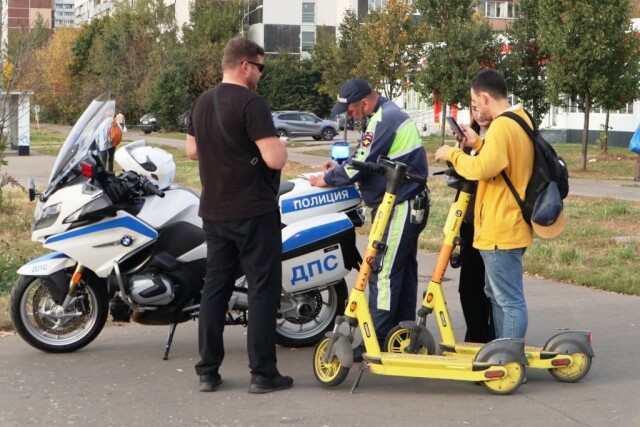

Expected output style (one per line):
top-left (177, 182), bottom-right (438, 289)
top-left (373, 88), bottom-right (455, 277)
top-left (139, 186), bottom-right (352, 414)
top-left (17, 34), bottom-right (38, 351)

top-left (188, 83), bottom-right (279, 221)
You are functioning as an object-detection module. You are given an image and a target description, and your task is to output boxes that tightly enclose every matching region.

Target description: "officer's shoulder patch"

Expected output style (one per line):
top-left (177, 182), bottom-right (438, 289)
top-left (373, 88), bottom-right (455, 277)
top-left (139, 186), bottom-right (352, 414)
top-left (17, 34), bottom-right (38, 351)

top-left (362, 131), bottom-right (374, 147)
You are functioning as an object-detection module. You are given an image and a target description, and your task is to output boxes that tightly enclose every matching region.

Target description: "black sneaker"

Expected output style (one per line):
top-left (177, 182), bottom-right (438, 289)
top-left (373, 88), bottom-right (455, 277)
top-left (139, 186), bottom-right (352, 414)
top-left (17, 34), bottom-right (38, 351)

top-left (199, 373), bottom-right (222, 392)
top-left (353, 344), bottom-right (365, 363)
top-left (249, 374), bottom-right (293, 394)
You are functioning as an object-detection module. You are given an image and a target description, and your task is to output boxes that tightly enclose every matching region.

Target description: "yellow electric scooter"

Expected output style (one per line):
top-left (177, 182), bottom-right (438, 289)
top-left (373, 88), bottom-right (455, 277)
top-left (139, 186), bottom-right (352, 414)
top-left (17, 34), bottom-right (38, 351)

top-left (312, 157), bottom-right (527, 395)
top-left (384, 165), bottom-right (594, 383)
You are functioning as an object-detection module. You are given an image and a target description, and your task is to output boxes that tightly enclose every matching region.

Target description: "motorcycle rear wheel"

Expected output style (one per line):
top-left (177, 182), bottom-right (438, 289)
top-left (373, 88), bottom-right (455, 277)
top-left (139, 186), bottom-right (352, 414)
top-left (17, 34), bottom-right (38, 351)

top-left (10, 273), bottom-right (109, 353)
top-left (275, 279), bottom-right (348, 348)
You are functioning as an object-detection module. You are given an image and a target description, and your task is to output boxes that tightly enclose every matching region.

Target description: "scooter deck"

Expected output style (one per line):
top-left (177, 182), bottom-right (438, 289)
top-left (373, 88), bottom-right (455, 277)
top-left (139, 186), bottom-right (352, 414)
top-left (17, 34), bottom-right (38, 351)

top-left (440, 342), bottom-right (575, 370)
top-left (363, 352), bottom-right (511, 382)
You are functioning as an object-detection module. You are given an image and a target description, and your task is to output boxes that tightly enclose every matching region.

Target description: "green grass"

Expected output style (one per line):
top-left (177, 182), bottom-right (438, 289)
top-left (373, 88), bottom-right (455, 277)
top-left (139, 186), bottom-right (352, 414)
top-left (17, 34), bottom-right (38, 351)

top-left (421, 135), bottom-right (639, 180)
top-left (421, 177), bottom-right (640, 296)
top-left (1, 126), bottom-right (639, 330)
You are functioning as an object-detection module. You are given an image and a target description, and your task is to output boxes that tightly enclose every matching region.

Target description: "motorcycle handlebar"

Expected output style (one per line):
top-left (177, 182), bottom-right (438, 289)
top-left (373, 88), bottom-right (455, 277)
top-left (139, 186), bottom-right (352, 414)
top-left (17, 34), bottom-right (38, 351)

top-left (142, 179), bottom-right (165, 198)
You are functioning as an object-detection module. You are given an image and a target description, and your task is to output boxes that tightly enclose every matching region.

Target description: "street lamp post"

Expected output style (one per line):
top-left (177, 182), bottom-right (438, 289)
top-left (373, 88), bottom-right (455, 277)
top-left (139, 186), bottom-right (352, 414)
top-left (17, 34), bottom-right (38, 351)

top-left (241, 5), bottom-right (263, 37)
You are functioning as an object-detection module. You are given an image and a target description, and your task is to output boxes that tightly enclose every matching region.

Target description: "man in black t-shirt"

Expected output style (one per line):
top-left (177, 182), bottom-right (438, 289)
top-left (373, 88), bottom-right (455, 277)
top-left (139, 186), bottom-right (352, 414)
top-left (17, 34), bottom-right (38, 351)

top-left (186, 37), bottom-right (291, 394)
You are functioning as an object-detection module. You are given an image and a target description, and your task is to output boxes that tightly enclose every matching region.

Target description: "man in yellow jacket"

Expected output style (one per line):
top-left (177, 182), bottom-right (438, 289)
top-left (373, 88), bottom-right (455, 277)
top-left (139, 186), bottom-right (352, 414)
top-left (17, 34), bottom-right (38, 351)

top-left (435, 69), bottom-right (533, 339)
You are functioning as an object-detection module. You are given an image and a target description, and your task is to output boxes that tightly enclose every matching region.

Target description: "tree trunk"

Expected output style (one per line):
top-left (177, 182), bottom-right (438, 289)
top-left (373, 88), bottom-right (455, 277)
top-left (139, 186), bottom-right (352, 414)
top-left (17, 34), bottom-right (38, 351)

top-left (581, 94), bottom-right (591, 171)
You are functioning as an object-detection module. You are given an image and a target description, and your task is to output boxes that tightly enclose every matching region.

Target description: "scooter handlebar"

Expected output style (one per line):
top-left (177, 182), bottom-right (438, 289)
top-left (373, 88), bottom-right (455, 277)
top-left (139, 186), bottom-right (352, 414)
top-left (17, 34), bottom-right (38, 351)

top-left (349, 158), bottom-right (426, 185)
top-left (405, 172), bottom-right (426, 185)
top-left (349, 159), bottom-right (385, 175)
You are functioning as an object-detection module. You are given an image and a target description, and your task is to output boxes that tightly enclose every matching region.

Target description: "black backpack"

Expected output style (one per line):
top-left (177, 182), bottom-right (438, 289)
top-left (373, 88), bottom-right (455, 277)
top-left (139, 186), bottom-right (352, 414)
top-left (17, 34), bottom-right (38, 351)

top-left (499, 110), bottom-right (569, 225)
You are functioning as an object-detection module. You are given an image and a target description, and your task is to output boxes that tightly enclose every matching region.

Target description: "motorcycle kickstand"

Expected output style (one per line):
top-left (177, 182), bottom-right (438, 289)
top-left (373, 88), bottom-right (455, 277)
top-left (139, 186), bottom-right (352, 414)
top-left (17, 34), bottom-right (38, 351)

top-left (350, 362), bottom-right (367, 394)
top-left (163, 322), bottom-right (178, 360)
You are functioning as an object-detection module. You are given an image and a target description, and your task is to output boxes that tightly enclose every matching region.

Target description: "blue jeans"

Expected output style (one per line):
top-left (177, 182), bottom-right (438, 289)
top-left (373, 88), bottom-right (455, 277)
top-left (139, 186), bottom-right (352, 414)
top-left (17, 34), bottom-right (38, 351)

top-left (479, 248), bottom-right (528, 339)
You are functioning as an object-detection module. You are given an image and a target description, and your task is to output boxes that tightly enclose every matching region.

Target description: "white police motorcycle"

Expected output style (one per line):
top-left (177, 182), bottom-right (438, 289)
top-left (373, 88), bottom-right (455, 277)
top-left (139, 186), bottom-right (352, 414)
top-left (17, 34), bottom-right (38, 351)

top-left (10, 93), bottom-right (363, 358)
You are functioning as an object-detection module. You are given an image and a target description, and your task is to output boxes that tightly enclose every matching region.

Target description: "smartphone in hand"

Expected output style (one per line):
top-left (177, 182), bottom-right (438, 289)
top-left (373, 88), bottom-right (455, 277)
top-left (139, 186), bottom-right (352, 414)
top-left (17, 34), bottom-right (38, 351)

top-left (446, 116), bottom-right (464, 139)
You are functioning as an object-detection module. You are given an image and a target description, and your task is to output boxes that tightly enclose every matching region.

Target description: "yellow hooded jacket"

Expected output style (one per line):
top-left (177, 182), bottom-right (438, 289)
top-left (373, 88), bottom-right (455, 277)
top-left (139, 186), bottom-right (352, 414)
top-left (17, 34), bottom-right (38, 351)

top-left (445, 108), bottom-right (534, 250)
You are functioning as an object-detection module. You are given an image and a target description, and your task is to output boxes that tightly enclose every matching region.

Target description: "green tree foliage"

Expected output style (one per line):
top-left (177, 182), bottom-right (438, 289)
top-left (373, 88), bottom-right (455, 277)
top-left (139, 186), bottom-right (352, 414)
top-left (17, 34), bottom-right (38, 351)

top-left (0, 16), bottom-right (52, 173)
top-left (181, 0), bottom-right (244, 98)
top-left (68, 17), bottom-right (108, 78)
top-left (311, 26), bottom-right (352, 100)
top-left (310, 3), bottom-right (427, 111)
top-left (142, 52), bottom-right (192, 130)
top-left (414, 0), bottom-right (498, 143)
top-left (352, 0), bottom-right (427, 101)
top-left (258, 53), bottom-right (333, 117)
top-left (502, 0), bottom-right (550, 126)
top-left (31, 28), bottom-right (84, 124)
top-left (67, 0), bottom-right (181, 122)
top-left (539, 0), bottom-right (640, 170)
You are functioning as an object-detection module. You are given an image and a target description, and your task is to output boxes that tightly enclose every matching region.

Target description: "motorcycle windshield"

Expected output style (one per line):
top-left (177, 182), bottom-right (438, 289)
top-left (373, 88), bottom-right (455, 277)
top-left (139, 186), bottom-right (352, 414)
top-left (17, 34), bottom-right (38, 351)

top-left (45, 92), bottom-right (115, 197)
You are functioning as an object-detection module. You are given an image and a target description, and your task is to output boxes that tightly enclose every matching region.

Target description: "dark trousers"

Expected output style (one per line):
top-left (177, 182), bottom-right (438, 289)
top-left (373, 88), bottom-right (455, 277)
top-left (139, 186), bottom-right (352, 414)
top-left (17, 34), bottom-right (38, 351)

top-left (106, 147), bottom-right (115, 171)
top-left (369, 199), bottom-right (428, 346)
top-left (459, 221), bottom-right (495, 343)
top-left (195, 210), bottom-right (282, 377)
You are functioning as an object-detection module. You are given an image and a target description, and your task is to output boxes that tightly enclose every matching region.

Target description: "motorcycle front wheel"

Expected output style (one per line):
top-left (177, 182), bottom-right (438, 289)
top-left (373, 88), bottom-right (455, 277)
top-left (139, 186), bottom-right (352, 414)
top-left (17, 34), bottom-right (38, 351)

top-left (10, 273), bottom-right (109, 353)
top-left (275, 279), bottom-right (348, 348)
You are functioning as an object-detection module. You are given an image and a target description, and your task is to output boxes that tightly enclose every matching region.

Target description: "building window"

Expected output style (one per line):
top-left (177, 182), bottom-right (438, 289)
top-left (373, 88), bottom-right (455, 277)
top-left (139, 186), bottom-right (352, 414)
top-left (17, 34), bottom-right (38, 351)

top-left (368, 0), bottom-right (386, 9)
top-left (301, 31), bottom-right (315, 53)
top-left (484, 1), bottom-right (514, 19)
top-left (302, 2), bottom-right (315, 24)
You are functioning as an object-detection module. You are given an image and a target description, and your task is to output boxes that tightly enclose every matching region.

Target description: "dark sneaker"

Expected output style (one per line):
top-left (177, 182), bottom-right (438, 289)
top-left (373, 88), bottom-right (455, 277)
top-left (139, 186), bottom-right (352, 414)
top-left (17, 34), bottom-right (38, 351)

top-left (199, 373), bottom-right (222, 392)
top-left (353, 344), bottom-right (365, 363)
top-left (249, 374), bottom-right (293, 394)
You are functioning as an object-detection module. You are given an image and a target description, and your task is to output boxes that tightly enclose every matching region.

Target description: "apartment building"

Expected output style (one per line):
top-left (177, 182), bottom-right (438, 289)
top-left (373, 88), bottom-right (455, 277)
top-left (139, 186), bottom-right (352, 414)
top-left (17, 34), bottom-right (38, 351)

top-left (244, 0), bottom-right (369, 58)
top-left (54, 0), bottom-right (74, 27)
top-left (74, 0), bottom-right (190, 28)
top-left (5, 0), bottom-right (53, 31)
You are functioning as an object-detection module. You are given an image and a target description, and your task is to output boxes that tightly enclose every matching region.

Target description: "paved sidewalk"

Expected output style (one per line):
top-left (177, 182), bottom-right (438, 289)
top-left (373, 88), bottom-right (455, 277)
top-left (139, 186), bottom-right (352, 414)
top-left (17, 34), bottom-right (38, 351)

top-left (4, 129), bottom-right (640, 201)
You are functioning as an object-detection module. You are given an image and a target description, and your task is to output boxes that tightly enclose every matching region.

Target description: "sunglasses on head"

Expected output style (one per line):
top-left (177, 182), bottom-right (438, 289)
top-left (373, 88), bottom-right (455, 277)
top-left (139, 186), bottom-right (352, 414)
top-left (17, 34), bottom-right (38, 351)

top-left (246, 61), bottom-right (265, 73)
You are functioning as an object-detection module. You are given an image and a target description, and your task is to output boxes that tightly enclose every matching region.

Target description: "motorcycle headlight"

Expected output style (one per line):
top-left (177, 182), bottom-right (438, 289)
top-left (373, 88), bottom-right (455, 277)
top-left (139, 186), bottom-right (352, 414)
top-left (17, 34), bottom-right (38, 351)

top-left (64, 194), bottom-right (112, 223)
top-left (33, 203), bottom-right (61, 231)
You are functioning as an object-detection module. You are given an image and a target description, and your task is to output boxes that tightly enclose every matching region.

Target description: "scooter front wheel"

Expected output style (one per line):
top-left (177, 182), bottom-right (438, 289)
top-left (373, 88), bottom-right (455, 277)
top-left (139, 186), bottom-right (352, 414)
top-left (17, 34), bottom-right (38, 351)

top-left (10, 273), bottom-right (109, 353)
top-left (313, 337), bottom-right (350, 387)
top-left (482, 362), bottom-right (525, 395)
top-left (548, 352), bottom-right (592, 383)
top-left (384, 325), bottom-right (436, 355)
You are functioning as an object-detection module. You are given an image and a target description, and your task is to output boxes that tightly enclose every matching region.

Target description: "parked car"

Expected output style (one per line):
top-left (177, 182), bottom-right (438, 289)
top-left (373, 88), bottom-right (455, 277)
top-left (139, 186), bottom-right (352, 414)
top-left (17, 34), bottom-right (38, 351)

top-left (139, 113), bottom-right (160, 134)
top-left (272, 111), bottom-right (338, 141)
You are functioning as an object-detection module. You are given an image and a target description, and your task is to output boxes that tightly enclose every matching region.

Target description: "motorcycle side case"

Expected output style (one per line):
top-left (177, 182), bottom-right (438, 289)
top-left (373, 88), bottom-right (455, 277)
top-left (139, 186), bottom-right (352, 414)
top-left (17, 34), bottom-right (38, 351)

top-left (281, 212), bottom-right (358, 293)
top-left (279, 178), bottom-right (361, 226)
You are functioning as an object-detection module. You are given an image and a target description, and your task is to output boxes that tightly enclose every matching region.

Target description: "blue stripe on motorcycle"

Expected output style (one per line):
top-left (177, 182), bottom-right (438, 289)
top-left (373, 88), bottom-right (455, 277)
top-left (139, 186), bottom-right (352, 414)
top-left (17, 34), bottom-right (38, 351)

top-left (45, 216), bottom-right (158, 244)
top-left (282, 217), bottom-right (352, 252)
top-left (281, 186), bottom-right (360, 214)
top-left (25, 251), bottom-right (69, 264)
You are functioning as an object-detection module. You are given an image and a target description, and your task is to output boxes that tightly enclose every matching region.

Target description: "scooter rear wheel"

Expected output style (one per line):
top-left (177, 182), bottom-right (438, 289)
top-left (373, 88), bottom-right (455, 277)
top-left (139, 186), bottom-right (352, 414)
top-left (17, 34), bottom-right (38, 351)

top-left (313, 337), bottom-right (349, 387)
top-left (384, 325), bottom-right (436, 355)
top-left (548, 352), bottom-right (592, 383)
top-left (482, 362), bottom-right (525, 395)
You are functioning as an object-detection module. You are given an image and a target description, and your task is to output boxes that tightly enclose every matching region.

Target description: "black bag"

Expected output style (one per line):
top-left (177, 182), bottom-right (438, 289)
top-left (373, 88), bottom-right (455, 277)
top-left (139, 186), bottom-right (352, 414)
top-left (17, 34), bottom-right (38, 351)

top-left (500, 110), bottom-right (569, 226)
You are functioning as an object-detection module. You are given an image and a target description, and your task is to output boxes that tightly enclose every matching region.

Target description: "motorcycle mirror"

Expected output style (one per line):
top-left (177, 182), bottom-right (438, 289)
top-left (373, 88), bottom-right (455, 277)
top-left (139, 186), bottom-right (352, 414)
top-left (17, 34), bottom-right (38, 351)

top-left (28, 178), bottom-right (36, 201)
top-left (330, 141), bottom-right (350, 165)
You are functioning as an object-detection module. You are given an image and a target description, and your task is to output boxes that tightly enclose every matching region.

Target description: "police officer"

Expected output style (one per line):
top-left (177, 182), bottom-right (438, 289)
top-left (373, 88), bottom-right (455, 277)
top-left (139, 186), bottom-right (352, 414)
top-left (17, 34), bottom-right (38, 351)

top-left (310, 79), bottom-right (429, 357)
